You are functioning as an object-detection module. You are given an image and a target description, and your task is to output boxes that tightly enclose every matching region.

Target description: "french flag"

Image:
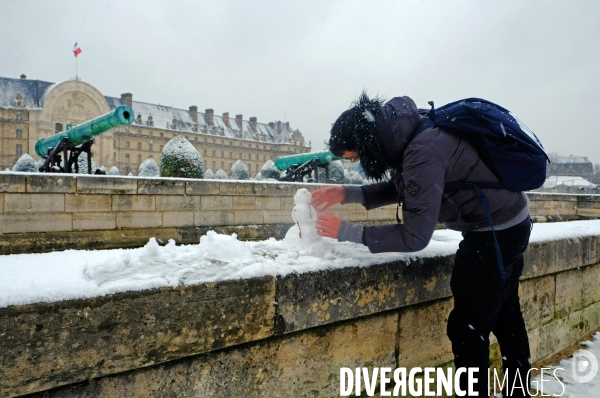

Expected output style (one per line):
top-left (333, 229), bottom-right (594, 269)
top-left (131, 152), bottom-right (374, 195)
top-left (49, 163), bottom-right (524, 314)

top-left (72, 42), bottom-right (82, 57)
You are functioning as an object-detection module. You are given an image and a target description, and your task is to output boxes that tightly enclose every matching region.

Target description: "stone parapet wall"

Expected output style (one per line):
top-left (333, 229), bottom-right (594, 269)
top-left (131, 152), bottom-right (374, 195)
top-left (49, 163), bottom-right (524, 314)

top-left (0, 173), bottom-right (396, 255)
top-left (2, 235), bottom-right (600, 397)
top-left (2, 173), bottom-right (600, 255)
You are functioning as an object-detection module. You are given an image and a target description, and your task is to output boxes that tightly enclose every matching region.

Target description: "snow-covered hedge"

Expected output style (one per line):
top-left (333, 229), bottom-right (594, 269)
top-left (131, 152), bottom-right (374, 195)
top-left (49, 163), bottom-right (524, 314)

top-left (160, 135), bottom-right (204, 179)
top-left (230, 160), bottom-right (249, 180)
top-left (138, 158), bottom-right (160, 177)
top-left (12, 154), bottom-right (38, 172)
top-left (108, 166), bottom-right (120, 176)
top-left (215, 169), bottom-right (228, 179)
top-left (260, 160), bottom-right (280, 180)
top-left (76, 152), bottom-right (99, 174)
top-left (204, 169), bottom-right (215, 179)
top-left (317, 160), bottom-right (344, 184)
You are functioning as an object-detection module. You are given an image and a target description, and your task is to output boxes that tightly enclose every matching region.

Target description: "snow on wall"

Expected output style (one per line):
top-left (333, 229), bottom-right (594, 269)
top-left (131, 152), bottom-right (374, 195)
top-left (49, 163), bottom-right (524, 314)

top-left (2, 220), bottom-right (600, 309)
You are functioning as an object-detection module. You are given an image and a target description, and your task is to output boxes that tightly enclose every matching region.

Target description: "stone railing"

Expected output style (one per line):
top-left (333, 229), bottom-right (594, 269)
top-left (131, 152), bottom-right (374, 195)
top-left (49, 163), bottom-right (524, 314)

top-left (0, 173), bottom-right (396, 255)
top-left (2, 173), bottom-right (600, 255)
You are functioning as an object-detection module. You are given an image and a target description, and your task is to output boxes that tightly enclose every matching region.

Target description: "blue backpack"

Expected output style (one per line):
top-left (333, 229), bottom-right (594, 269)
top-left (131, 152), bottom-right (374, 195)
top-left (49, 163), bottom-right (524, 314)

top-left (412, 98), bottom-right (549, 279)
top-left (413, 98), bottom-right (549, 191)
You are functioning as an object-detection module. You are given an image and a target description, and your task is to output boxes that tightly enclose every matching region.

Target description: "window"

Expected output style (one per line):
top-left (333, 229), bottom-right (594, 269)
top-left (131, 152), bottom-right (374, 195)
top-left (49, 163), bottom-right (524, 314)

top-left (16, 144), bottom-right (22, 156)
top-left (125, 141), bottom-right (130, 149)
top-left (149, 143), bottom-right (153, 151)
top-left (125, 153), bottom-right (130, 160)
top-left (160, 132), bottom-right (164, 138)
top-left (16, 113), bottom-right (22, 121)
top-left (239, 152), bottom-right (242, 159)
top-left (55, 123), bottom-right (63, 134)
top-left (229, 152), bottom-right (232, 158)
top-left (221, 161), bottom-right (224, 169)
top-left (221, 151), bottom-right (224, 158)
top-left (212, 161), bottom-right (216, 169)
top-left (125, 166), bottom-right (130, 174)
top-left (16, 129), bottom-right (22, 139)
top-left (195, 136), bottom-right (198, 142)
top-left (212, 150), bottom-right (216, 156)
top-left (149, 131), bottom-right (153, 137)
top-left (160, 145), bottom-right (163, 152)
top-left (137, 155), bottom-right (142, 164)
top-left (263, 155), bottom-right (266, 161)
top-left (137, 142), bottom-right (141, 150)
top-left (203, 149), bottom-right (207, 156)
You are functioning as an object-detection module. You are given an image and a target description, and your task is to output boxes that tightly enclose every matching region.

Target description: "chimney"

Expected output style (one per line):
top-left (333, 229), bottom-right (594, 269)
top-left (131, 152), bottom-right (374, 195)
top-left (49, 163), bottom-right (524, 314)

top-left (121, 93), bottom-right (133, 108)
top-left (277, 121), bottom-right (282, 134)
top-left (222, 112), bottom-right (230, 127)
top-left (250, 117), bottom-right (258, 132)
top-left (205, 108), bottom-right (214, 125)
top-left (235, 114), bottom-right (243, 129)
top-left (189, 106), bottom-right (198, 122)
top-left (20, 74), bottom-right (27, 80)
top-left (268, 122), bottom-right (275, 129)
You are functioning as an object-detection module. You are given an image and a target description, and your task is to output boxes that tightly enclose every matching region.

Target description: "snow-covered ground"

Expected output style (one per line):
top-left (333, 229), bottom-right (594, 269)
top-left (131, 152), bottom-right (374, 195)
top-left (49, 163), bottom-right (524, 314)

top-left (1, 220), bottom-right (600, 309)
top-left (529, 332), bottom-right (600, 398)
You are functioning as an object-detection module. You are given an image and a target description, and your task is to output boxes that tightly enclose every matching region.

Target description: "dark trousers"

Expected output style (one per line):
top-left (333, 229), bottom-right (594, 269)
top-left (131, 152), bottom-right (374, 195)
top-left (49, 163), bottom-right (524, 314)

top-left (447, 222), bottom-right (532, 397)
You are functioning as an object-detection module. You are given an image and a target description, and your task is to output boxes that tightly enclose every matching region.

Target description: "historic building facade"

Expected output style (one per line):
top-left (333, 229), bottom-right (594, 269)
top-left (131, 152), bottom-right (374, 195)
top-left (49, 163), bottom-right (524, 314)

top-left (0, 75), bottom-right (310, 175)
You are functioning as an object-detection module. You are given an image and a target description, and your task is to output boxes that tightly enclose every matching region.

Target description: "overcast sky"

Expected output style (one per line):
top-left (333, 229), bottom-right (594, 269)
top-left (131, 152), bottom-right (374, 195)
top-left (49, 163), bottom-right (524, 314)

top-left (1, 0), bottom-right (599, 162)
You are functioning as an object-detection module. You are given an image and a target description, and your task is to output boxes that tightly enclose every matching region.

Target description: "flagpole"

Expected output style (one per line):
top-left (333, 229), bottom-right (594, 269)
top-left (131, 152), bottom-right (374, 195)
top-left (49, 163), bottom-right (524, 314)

top-left (76, 56), bottom-right (78, 80)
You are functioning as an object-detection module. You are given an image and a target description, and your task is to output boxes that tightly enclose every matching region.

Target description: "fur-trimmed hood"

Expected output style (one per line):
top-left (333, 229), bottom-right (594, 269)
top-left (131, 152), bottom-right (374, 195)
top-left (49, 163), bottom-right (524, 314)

top-left (375, 96), bottom-right (421, 167)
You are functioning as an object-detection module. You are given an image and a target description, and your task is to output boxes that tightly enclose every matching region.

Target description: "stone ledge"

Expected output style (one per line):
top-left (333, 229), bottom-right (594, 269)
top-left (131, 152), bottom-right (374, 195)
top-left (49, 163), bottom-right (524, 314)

top-left (0, 277), bottom-right (276, 397)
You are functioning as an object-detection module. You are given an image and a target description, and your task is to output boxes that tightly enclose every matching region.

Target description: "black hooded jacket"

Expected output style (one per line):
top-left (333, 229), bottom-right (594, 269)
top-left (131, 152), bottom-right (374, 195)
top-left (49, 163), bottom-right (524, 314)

top-left (344, 96), bottom-right (529, 253)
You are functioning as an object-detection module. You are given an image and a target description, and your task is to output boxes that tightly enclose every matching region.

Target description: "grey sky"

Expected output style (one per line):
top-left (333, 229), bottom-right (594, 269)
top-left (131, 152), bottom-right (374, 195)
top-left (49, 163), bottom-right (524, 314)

top-left (1, 0), bottom-right (599, 162)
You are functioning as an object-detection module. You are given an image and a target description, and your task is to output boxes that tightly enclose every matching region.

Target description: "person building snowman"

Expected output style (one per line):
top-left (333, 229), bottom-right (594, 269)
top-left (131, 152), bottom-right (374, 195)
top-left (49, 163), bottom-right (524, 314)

top-left (311, 92), bottom-right (532, 398)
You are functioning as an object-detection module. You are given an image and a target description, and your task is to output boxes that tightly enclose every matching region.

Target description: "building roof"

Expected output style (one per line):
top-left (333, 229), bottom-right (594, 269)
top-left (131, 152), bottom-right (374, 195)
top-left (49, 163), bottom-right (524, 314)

top-left (104, 96), bottom-right (300, 145)
top-left (0, 76), bottom-right (307, 146)
top-left (543, 176), bottom-right (597, 189)
top-left (553, 155), bottom-right (591, 164)
top-left (0, 76), bottom-right (53, 108)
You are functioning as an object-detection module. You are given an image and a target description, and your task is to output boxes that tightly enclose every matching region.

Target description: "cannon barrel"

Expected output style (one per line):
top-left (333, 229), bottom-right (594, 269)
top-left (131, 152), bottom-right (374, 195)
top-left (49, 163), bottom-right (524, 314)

top-left (274, 150), bottom-right (342, 171)
top-left (35, 105), bottom-right (134, 159)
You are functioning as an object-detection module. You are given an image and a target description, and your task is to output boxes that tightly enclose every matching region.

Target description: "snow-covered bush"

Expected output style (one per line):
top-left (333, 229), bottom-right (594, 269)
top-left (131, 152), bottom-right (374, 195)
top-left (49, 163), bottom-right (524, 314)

top-left (260, 160), bottom-right (280, 180)
top-left (12, 154), bottom-right (38, 172)
top-left (76, 152), bottom-right (99, 174)
top-left (108, 166), bottom-right (120, 175)
top-left (254, 172), bottom-right (263, 181)
top-left (160, 135), bottom-right (204, 179)
top-left (138, 158), bottom-right (160, 177)
top-left (350, 171), bottom-right (364, 185)
top-left (230, 159), bottom-right (249, 180)
top-left (215, 169), bottom-right (228, 179)
top-left (317, 160), bottom-right (344, 184)
top-left (204, 168), bottom-right (215, 179)
top-left (99, 165), bottom-right (107, 174)
top-left (343, 169), bottom-right (352, 184)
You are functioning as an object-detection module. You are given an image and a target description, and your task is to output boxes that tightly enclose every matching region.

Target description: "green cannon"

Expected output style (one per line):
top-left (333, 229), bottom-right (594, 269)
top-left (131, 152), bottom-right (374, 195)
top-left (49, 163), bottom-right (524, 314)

top-left (275, 150), bottom-right (343, 183)
top-left (36, 105), bottom-right (134, 173)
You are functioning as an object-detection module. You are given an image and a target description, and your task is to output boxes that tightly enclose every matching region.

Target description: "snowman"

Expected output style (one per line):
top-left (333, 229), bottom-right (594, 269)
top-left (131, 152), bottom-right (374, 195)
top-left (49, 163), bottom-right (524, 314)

top-left (284, 188), bottom-right (324, 246)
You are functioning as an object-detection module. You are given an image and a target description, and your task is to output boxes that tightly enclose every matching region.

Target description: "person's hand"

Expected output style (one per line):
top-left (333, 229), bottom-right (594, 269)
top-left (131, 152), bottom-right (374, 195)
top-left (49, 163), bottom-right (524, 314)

top-left (316, 211), bottom-right (343, 239)
top-left (310, 186), bottom-right (346, 213)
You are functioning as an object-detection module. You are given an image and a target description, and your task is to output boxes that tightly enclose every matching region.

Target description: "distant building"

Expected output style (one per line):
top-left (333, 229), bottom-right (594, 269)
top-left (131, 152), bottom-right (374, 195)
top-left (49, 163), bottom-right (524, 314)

top-left (0, 75), bottom-right (310, 174)
top-left (546, 155), bottom-right (593, 177)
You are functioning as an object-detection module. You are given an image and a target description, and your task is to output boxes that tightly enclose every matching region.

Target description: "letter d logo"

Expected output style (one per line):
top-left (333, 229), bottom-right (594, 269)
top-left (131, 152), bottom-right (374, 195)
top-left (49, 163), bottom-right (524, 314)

top-left (572, 349), bottom-right (598, 384)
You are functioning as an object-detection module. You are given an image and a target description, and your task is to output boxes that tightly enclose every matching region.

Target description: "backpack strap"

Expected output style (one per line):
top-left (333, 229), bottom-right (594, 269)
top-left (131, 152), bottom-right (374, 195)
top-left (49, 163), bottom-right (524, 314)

top-left (445, 180), bottom-right (507, 280)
